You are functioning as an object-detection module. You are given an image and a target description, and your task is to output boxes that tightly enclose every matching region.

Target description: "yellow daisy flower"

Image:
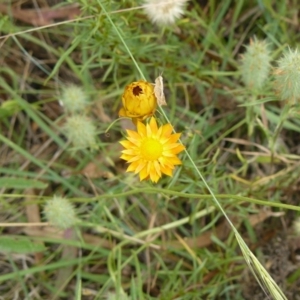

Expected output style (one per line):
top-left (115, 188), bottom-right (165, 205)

top-left (120, 117), bottom-right (185, 183)
top-left (119, 80), bottom-right (157, 124)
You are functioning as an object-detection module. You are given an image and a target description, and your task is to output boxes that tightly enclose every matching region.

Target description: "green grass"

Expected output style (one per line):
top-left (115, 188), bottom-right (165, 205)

top-left (1, 0), bottom-right (300, 299)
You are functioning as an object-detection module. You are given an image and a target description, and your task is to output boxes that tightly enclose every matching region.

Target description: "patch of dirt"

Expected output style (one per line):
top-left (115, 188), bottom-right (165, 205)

top-left (242, 233), bottom-right (300, 300)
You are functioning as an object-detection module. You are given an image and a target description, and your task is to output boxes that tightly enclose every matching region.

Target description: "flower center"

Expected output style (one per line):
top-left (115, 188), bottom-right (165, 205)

top-left (140, 138), bottom-right (163, 161)
top-left (132, 86), bottom-right (143, 96)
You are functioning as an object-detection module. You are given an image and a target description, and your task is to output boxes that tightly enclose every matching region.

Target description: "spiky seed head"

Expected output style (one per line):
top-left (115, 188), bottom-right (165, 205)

top-left (44, 196), bottom-right (78, 230)
top-left (63, 115), bottom-right (98, 150)
top-left (274, 48), bottom-right (300, 104)
top-left (240, 38), bottom-right (271, 91)
top-left (59, 85), bottom-right (88, 114)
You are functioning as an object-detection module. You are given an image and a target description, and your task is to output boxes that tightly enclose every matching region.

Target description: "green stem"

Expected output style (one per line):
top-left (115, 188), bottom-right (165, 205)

top-left (270, 104), bottom-right (291, 154)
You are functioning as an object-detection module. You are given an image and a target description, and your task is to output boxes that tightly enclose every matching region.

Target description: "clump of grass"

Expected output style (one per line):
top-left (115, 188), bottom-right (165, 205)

top-left (1, 1), bottom-right (300, 299)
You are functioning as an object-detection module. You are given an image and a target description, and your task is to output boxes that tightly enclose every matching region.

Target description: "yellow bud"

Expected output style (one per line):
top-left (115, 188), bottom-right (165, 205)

top-left (119, 80), bottom-right (157, 123)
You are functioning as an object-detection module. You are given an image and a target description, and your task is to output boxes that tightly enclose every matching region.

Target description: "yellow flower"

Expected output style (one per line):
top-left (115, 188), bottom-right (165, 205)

top-left (120, 117), bottom-right (185, 183)
top-left (119, 80), bottom-right (157, 123)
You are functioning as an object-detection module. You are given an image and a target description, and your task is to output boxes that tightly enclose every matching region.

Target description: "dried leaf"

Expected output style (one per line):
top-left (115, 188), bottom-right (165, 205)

top-left (80, 156), bottom-right (115, 179)
top-left (154, 76), bottom-right (167, 106)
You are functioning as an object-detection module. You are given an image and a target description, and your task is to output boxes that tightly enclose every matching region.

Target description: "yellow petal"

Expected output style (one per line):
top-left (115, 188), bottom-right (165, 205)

top-left (160, 165), bottom-right (173, 176)
top-left (149, 117), bottom-right (158, 135)
top-left (165, 157), bottom-right (182, 165)
top-left (137, 121), bottom-right (147, 137)
top-left (120, 154), bottom-right (133, 161)
top-left (135, 160), bottom-right (147, 174)
top-left (153, 160), bottom-right (162, 177)
top-left (119, 140), bottom-right (134, 149)
top-left (149, 163), bottom-right (160, 183)
top-left (164, 133), bottom-right (181, 144)
top-left (127, 156), bottom-right (141, 163)
top-left (127, 130), bottom-right (141, 140)
top-left (121, 149), bottom-right (136, 155)
top-left (172, 144), bottom-right (185, 154)
top-left (139, 165), bottom-right (149, 181)
top-left (127, 137), bottom-right (141, 147)
top-left (161, 123), bottom-right (173, 137)
top-left (127, 161), bottom-right (142, 172)
top-left (119, 107), bottom-right (128, 117)
top-left (159, 158), bottom-right (175, 170)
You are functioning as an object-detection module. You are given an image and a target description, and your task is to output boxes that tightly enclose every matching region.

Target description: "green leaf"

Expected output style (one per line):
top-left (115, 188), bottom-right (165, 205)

top-left (0, 237), bottom-right (46, 254)
top-left (0, 178), bottom-right (48, 190)
top-left (0, 99), bottom-right (21, 118)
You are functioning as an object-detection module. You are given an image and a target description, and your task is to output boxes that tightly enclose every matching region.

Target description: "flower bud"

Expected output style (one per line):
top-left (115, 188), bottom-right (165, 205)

top-left (240, 38), bottom-right (271, 91)
top-left (63, 115), bottom-right (98, 150)
top-left (59, 85), bottom-right (89, 114)
top-left (44, 196), bottom-right (77, 230)
top-left (119, 80), bottom-right (157, 124)
top-left (274, 48), bottom-right (300, 104)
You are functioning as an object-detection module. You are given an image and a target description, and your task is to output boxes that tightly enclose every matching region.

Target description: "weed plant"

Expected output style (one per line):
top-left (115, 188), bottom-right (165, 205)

top-left (0, 0), bottom-right (300, 299)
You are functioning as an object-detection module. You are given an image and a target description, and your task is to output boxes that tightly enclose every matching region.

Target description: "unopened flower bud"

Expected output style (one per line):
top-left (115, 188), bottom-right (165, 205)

top-left (119, 80), bottom-right (157, 124)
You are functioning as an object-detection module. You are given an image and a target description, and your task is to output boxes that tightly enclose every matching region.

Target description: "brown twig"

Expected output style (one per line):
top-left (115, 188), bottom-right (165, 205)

top-left (0, 3), bottom-right (81, 26)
